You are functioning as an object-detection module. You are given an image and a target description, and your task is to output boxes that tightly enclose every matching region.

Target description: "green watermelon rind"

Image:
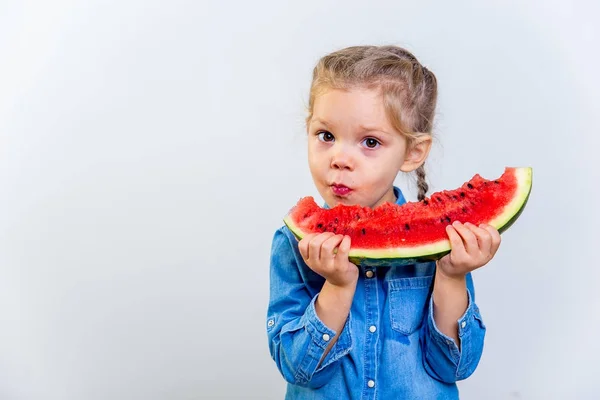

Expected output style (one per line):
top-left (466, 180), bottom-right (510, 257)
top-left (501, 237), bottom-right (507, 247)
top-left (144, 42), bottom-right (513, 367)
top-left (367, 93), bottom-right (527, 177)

top-left (284, 167), bottom-right (533, 267)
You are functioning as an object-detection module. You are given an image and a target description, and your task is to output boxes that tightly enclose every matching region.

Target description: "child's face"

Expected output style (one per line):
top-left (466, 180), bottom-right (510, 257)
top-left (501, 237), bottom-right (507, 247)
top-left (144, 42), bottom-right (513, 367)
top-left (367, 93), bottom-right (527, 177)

top-left (307, 87), bottom-right (426, 209)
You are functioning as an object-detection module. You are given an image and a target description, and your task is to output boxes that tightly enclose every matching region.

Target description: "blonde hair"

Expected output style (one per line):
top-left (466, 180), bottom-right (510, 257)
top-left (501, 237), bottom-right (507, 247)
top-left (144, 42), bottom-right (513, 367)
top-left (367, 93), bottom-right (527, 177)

top-left (306, 45), bottom-right (438, 201)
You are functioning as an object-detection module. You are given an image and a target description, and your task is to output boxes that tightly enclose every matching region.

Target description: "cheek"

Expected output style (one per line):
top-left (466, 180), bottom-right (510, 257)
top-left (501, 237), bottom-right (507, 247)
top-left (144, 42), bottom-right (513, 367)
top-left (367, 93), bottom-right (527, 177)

top-left (384, 147), bottom-right (406, 169)
top-left (307, 148), bottom-right (319, 169)
top-left (370, 148), bottom-right (404, 168)
top-left (307, 150), bottom-right (326, 178)
top-left (366, 154), bottom-right (403, 184)
top-left (308, 143), bottom-right (328, 164)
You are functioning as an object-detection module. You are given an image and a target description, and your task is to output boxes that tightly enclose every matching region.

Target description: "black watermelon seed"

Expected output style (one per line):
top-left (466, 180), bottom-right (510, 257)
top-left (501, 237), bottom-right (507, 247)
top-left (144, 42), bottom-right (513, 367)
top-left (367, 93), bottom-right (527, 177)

top-left (437, 197), bottom-right (443, 202)
top-left (440, 218), bottom-right (444, 223)
top-left (453, 195), bottom-right (458, 200)
top-left (445, 216), bottom-right (451, 223)
top-left (484, 181), bottom-right (488, 185)
top-left (467, 183), bottom-right (474, 189)
top-left (317, 223), bottom-right (323, 229)
top-left (460, 192), bottom-right (465, 198)
top-left (494, 180), bottom-right (500, 184)
top-left (405, 224), bottom-right (410, 230)
top-left (423, 199), bottom-right (429, 205)
top-left (462, 207), bottom-right (467, 213)
top-left (361, 228), bottom-right (366, 235)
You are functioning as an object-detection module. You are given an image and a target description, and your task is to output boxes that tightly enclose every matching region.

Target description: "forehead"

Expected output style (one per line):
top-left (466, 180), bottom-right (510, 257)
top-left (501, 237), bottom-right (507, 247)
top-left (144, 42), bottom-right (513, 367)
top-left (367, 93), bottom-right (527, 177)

top-left (311, 87), bottom-right (394, 131)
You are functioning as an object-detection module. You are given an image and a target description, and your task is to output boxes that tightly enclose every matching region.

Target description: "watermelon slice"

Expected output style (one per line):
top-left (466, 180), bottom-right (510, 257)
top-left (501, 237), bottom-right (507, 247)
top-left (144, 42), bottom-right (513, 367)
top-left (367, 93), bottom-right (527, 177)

top-left (283, 167), bottom-right (532, 267)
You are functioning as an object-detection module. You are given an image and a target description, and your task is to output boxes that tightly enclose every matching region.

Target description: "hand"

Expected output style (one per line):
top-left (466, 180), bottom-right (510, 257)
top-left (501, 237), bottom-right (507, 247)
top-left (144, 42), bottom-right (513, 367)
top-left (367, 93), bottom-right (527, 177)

top-left (437, 221), bottom-right (501, 279)
top-left (298, 232), bottom-right (359, 288)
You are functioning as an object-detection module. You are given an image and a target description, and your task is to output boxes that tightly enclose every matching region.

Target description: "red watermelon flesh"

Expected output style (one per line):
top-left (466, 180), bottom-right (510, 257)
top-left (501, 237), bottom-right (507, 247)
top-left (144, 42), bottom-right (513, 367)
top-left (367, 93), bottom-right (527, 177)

top-left (283, 167), bottom-right (532, 266)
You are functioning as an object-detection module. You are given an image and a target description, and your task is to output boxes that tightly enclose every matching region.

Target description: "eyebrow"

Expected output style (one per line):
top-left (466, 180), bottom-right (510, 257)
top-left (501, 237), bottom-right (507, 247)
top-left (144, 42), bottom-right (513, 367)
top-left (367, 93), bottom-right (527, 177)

top-left (310, 118), bottom-right (389, 133)
top-left (310, 118), bottom-right (330, 127)
top-left (359, 124), bottom-right (390, 135)
top-left (310, 118), bottom-right (391, 136)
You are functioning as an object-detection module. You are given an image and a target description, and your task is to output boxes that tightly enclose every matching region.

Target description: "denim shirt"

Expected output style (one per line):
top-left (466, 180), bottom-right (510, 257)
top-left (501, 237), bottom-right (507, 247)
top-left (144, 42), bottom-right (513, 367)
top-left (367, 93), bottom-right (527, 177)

top-left (266, 187), bottom-right (486, 399)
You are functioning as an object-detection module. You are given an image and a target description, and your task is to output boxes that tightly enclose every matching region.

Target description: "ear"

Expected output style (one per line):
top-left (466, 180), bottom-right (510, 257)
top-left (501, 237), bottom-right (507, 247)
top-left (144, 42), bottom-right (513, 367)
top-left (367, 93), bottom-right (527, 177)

top-left (399, 135), bottom-right (432, 172)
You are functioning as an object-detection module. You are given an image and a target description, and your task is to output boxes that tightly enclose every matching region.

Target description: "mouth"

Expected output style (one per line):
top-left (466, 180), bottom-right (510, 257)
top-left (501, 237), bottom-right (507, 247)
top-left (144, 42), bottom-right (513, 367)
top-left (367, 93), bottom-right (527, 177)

top-left (331, 183), bottom-right (352, 197)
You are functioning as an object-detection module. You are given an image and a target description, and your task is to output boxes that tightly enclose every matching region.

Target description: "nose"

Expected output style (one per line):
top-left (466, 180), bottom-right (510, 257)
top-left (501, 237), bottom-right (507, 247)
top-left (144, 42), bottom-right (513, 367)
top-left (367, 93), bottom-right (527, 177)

top-left (331, 145), bottom-right (354, 170)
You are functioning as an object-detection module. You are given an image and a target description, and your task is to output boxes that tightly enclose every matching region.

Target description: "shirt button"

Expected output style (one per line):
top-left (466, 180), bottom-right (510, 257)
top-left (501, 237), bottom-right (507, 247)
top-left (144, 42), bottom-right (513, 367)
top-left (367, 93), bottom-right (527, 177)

top-left (365, 270), bottom-right (374, 278)
top-left (461, 321), bottom-right (467, 328)
top-left (322, 334), bottom-right (330, 341)
top-left (267, 319), bottom-right (274, 327)
top-left (369, 325), bottom-right (377, 333)
top-left (367, 380), bottom-right (375, 388)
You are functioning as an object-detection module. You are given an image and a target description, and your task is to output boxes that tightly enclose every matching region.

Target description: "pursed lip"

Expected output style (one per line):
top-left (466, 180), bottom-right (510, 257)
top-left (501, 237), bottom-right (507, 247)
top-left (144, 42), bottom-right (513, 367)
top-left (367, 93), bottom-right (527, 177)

top-left (330, 182), bottom-right (352, 189)
top-left (330, 183), bottom-right (353, 196)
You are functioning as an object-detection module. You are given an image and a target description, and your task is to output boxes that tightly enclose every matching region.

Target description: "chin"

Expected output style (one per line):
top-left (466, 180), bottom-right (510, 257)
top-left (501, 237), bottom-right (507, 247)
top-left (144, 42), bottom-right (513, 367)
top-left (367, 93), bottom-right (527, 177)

top-left (324, 196), bottom-right (354, 208)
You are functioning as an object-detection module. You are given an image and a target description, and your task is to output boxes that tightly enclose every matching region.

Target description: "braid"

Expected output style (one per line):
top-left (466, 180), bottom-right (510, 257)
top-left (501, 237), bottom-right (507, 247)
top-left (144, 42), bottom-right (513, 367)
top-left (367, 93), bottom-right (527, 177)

top-left (416, 165), bottom-right (429, 201)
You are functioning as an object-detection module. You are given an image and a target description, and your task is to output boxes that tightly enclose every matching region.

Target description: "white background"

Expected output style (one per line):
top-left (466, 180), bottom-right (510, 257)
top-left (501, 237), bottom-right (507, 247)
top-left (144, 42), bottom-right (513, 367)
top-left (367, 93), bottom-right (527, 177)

top-left (1, 1), bottom-right (599, 399)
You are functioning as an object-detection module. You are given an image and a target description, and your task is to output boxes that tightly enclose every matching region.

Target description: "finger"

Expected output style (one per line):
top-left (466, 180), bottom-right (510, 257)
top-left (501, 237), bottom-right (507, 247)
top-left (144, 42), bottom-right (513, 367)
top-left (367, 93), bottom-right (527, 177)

top-left (320, 234), bottom-right (345, 263)
top-left (308, 232), bottom-right (336, 264)
top-left (452, 221), bottom-right (478, 254)
top-left (335, 235), bottom-right (352, 268)
top-left (298, 233), bottom-right (317, 261)
top-left (481, 224), bottom-right (501, 256)
top-left (300, 233), bottom-right (330, 262)
top-left (465, 222), bottom-right (492, 255)
top-left (446, 224), bottom-right (467, 261)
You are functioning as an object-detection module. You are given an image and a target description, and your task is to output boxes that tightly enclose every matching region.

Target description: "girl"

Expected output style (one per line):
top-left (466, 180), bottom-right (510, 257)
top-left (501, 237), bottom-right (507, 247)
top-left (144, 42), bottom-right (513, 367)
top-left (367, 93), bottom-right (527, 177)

top-left (266, 45), bottom-right (500, 399)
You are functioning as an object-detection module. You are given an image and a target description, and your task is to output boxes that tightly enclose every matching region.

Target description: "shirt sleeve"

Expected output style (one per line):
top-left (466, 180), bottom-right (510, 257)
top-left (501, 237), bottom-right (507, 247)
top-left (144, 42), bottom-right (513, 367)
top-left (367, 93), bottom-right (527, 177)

top-left (266, 227), bottom-right (353, 388)
top-left (420, 272), bottom-right (486, 383)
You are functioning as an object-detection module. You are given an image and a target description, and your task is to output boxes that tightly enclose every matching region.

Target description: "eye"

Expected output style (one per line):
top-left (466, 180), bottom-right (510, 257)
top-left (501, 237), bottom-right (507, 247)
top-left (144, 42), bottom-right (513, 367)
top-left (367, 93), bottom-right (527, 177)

top-left (362, 137), bottom-right (381, 149)
top-left (317, 131), bottom-right (335, 142)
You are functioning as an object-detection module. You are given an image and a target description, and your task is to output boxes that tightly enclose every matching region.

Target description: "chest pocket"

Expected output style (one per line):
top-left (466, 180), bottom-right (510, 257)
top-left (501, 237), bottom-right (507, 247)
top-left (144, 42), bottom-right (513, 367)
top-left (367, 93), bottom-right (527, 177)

top-left (388, 275), bottom-right (434, 335)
